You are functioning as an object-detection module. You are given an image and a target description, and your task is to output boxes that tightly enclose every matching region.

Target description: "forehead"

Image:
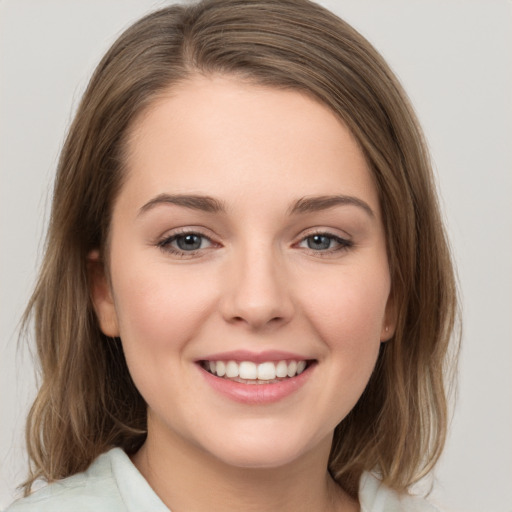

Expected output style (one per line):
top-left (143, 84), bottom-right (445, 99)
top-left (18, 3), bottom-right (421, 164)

top-left (119, 74), bottom-right (380, 216)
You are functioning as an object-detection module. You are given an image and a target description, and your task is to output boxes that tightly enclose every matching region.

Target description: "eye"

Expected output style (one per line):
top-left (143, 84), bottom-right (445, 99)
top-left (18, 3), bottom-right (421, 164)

top-left (297, 233), bottom-right (352, 253)
top-left (304, 234), bottom-right (334, 251)
top-left (157, 231), bottom-right (214, 255)
top-left (174, 233), bottom-right (208, 251)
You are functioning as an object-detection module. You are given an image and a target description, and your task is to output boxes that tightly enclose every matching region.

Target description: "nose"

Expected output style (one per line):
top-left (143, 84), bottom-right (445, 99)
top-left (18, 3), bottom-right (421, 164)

top-left (219, 243), bottom-right (295, 331)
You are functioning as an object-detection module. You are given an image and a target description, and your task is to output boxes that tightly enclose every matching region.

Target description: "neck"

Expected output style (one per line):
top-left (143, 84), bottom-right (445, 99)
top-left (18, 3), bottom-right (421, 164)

top-left (132, 424), bottom-right (358, 512)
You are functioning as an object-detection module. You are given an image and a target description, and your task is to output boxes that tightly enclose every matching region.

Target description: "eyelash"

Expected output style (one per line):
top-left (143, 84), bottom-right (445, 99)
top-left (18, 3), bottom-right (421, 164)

top-left (297, 231), bottom-right (353, 256)
top-left (156, 229), bottom-right (215, 257)
top-left (156, 230), bottom-right (353, 257)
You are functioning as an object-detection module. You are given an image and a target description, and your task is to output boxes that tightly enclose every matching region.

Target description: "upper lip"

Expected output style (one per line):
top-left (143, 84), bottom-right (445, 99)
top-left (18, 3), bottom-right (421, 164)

top-left (197, 350), bottom-right (312, 364)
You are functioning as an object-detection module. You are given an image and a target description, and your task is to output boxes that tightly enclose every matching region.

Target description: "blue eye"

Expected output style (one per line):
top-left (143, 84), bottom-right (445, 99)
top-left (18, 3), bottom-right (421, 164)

top-left (158, 232), bottom-right (213, 254)
top-left (298, 233), bottom-right (352, 252)
top-left (306, 234), bottom-right (333, 250)
top-left (174, 234), bottom-right (205, 251)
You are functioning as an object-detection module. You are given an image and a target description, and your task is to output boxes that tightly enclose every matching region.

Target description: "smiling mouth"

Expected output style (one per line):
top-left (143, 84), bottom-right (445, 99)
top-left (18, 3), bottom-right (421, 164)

top-left (200, 359), bottom-right (315, 384)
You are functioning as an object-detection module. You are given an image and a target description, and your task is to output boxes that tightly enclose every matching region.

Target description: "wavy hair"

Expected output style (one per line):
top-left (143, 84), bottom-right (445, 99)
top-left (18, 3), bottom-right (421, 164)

top-left (21, 0), bottom-right (458, 498)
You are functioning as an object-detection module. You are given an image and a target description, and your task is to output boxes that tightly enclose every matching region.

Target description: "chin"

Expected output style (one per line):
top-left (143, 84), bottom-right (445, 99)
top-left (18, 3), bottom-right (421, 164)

top-left (213, 447), bottom-right (306, 470)
top-left (196, 422), bottom-right (329, 470)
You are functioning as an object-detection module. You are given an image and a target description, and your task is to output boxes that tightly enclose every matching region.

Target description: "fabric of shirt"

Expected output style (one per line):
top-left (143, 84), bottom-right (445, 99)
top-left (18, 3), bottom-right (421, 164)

top-left (4, 448), bottom-right (440, 512)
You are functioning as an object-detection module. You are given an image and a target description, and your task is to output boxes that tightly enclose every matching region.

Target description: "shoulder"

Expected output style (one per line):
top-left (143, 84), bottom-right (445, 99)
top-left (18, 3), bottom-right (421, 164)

top-left (4, 449), bottom-right (122, 512)
top-left (359, 472), bottom-right (442, 512)
top-left (4, 448), bottom-right (167, 512)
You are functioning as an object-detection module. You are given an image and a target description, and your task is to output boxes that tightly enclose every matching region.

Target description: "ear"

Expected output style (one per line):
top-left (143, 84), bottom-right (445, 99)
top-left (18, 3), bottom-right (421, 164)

top-left (380, 288), bottom-right (397, 342)
top-left (87, 249), bottom-right (120, 337)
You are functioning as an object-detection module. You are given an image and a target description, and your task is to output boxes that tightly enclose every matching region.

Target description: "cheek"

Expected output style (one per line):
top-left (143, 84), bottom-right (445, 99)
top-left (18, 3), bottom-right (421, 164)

top-left (110, 255), bottom-right (216, 362)
top-left (300, 266), bottom-right (389, 420)
top-left (298, 261), bottom-right (390, 364)
top-left (307, 271), bottom-right (390, 345)
top-left (108, 257), bottom-right (220, 417)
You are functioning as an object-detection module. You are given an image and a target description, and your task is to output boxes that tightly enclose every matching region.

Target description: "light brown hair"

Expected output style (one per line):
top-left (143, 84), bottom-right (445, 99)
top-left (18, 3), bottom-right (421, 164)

top-left (22, 0), bottom-right (458, 498)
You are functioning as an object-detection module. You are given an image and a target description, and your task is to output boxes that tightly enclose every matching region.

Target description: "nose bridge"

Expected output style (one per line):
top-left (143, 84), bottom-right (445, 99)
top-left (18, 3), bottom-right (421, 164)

top-left (221, 237), bottom-right (293, 329)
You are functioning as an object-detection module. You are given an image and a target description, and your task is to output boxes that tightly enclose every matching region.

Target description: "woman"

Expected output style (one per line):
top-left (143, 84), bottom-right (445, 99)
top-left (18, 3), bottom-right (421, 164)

top-left (6, 0), bottom-right (458, 510)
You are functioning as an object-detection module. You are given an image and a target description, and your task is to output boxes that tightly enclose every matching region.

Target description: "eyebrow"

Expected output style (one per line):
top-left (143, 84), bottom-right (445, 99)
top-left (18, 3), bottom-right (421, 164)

top-left (289, 195), bottom-right (375, 218)
top-left (138, 193), bottom-right (226, 215)
top-left (138, 193), bottom-right (374, 218)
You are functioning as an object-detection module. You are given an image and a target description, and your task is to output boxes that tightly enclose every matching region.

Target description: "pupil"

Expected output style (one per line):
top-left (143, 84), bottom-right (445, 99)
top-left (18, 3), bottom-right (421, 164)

top-left (308, 235), bottom-right (330, 250)
top-left (177, 234), bottom-right (201, 250)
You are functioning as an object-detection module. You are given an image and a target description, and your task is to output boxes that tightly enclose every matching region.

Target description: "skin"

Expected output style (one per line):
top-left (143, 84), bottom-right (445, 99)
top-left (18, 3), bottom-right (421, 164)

top-left (90, 75), bottom-right (395, 512)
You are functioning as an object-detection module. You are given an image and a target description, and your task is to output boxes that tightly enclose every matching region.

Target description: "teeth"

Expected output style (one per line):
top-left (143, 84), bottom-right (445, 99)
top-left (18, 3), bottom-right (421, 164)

top-left (225, 361), bottom-right (239, 378)
top-left (239, 361), bottom-right (257, 380)
top-left (205, 359), bottom-right (309, 381)
top-left (287, 360), bottom-right (297, 377)
top-left (275, 360), bottom-right (288, 378)
top-left (257, 362), bottom-right (276, 380)
top-left (216, 361), bottom-right (226, 377)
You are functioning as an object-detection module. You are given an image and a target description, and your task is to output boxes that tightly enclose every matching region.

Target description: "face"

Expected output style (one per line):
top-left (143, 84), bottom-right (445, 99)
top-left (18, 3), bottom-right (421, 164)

top-left (91, 75), bottom-right (395, 470)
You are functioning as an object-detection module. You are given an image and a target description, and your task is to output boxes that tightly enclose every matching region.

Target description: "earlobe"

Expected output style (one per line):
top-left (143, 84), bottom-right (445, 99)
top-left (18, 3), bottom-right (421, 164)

top-left (87, 250), bottom-right (120, 337)
top-left (380, 324), bottom-right (393, 342)
top-left (380, 290), bottom-right (397, 342)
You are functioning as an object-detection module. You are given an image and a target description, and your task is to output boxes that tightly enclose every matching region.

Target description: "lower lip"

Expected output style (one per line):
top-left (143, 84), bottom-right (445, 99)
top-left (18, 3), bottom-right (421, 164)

top-left (199, 364), bottom-right (314, 404)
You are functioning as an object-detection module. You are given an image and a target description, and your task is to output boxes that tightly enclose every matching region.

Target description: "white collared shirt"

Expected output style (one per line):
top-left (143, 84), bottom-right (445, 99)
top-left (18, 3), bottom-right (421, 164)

top-left (4, 448), bottom-right (441, 512)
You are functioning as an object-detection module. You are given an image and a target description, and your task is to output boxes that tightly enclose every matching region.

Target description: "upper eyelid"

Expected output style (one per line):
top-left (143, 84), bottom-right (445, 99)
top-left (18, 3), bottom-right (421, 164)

top-left (294, 227), bottom-right (352, 242)
top-left (157, 226), bottom-right (216, 241)
top-left (296, 233), bottom-right (352, 247)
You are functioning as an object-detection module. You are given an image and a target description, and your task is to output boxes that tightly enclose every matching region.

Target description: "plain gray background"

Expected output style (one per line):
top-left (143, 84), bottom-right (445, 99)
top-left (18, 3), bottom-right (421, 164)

top-left (1, 1), bottom-right (511, 510)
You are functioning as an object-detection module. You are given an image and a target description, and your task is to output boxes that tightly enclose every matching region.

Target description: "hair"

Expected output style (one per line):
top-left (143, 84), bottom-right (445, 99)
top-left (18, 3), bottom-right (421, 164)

top-left (21, 0), bottom-right (458, 498)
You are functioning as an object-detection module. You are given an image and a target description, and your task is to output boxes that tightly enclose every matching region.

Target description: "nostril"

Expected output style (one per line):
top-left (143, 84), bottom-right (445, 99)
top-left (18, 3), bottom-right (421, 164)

top-left (228, 313), bottom-right (286, 328)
